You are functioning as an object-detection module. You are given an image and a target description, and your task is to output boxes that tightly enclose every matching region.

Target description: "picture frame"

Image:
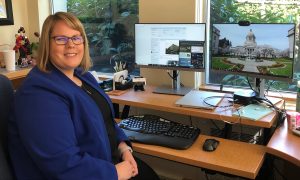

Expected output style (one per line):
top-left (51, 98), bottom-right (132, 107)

top-left (0, 0), bottom-right (14, 25)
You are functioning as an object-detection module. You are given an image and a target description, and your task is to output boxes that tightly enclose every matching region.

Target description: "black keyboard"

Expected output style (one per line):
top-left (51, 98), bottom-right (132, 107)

top-left (118, 114), bottom-right (201, 150)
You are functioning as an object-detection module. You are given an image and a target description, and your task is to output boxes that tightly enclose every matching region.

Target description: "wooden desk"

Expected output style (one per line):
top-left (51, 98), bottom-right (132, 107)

top-left (0, 67), bottom-right (31, 89)
top-left (111, 86), bottom-right (270, 179)
top-left (132, 135), bottom-right (265, 179)
top-left (267, 119), bottom-right (300, 166)
top-left (110, 85), bottom-right (279, 128)
top-left (0, 67), bottom-right (31, 80)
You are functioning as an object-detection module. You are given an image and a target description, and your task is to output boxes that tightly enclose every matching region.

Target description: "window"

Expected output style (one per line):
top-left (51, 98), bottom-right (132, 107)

top-left (207, 0), bottom-right (300, 94)
top-left (52, 0), bottom-right (138, 74)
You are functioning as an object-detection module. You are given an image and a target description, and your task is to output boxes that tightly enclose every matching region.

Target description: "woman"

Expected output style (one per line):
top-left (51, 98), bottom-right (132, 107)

top-left (8, 12), bottom-right (159, 180)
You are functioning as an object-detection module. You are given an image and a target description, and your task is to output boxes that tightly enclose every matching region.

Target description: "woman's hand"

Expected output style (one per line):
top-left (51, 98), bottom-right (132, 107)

top-left (115, 160), bottom-right (134, 180)
top-left (118, 142), bottom-right (138, 177)
top-left (121, 150), bottom-right (138, 177)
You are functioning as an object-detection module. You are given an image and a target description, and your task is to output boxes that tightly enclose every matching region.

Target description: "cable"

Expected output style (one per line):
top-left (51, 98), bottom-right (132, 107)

top-left (204, 171), bottom-right (209, 180)
top-left (246, 76), bottom-right (256, 92)
top-left (210, 119), bottom-right (222, 131)
top-left (232, 105), bottom-right (243, 141)
top-left (203, 96), bottom-right (234, 108)
top-left (189, 116), bottom-right (193, 127)
top-left (265, 80), bottom-right (276, 95)
top-left (167, 71), bottom-right (184, 87)
top-left (254, 95), bottom-right (286, 128)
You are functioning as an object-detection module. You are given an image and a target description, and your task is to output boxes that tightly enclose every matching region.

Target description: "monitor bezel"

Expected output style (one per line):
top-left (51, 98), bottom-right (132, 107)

top-left (210, 22), bottom-right (296, 81)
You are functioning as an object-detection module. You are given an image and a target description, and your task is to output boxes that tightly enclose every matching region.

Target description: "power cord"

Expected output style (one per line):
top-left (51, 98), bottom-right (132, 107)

top-left (254, 96), bottom-right (286, 128)
top-left (167, 71), bottom-right (184, 87)
top-left (245, 76), bottom-right (287, 129)
top-left (203, 96), bottom-right (234, 108)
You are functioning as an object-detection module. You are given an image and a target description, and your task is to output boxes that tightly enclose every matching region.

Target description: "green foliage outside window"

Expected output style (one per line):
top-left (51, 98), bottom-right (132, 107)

top-left (66, 0), bottom-right (138, 73)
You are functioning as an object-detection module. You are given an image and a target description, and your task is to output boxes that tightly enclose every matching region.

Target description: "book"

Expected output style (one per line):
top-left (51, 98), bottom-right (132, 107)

top-left (233, 104), bottom-right (274, 121)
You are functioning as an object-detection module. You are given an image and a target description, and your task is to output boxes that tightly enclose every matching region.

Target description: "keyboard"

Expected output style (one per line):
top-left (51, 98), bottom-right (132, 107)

top-left (118, 114), bottom-right (201, 150)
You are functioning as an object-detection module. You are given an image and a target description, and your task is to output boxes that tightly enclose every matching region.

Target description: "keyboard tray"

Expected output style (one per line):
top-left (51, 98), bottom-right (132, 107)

top-left (119, 115), bottom-right (201, 150)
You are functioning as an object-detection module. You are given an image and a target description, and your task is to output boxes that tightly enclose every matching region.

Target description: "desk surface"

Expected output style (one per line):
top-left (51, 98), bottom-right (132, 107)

top-left (111, 87), bottom-right (269, 179)
top-left (0, 67), bottom-right (31, 80)
top-left (132, 134), bottom-right (265, 179)
top-left (267, 119), bottom-right (300, 166)
top-left (110, 85), bottom-right (280, 128)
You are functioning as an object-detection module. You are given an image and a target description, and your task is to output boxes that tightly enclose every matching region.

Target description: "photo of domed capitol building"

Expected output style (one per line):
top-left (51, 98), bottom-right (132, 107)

top-left (211, 23), bottom-right (295, 78)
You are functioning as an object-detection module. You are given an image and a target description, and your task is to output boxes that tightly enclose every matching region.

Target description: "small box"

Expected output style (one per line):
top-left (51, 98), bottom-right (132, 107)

top-left (286, 111), bottom-right (300, 130)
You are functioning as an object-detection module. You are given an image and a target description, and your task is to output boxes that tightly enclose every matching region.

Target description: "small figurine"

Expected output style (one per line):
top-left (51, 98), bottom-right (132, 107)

top-left (13, 26), bottom-right (31, 67)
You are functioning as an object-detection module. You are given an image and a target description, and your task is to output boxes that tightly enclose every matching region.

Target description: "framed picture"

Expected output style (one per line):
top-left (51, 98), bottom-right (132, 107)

top-left (0, 0), bottom-right (14, 25)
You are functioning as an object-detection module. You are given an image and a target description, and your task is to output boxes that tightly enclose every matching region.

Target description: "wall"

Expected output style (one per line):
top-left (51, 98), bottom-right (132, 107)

top-left (0, 0), bottom-right (29, 49)
top-left (0, 0), bottom-right (49, 49)
top-left (139, 0), bottom-right (204, 88)
top-left (0, 0), bottom-right (49, 67)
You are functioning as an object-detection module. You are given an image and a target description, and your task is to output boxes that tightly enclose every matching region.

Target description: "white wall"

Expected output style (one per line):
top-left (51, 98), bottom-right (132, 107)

top-left (0, 0), bottom-right (29, 49)
top-left (0, 0), bottom-right (49, 65)
top-left (0, 0), bottom-right (49, 47)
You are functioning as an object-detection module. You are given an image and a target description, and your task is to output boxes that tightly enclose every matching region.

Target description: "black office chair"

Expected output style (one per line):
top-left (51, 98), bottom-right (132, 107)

top-left (0, 74), bottom-right (15, 179)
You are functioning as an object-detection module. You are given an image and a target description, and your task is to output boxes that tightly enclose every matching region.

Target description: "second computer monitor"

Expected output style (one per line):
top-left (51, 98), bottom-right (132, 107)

top-left (211, 23), bottom-right (295, 80)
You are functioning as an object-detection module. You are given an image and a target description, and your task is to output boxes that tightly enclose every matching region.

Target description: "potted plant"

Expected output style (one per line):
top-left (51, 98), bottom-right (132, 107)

top-left (30, 32), bottom-right (40, 66)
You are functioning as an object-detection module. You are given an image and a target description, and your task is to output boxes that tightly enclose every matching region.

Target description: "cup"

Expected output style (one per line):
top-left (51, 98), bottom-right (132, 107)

top-left (2, 50), bottom-right (16, 71)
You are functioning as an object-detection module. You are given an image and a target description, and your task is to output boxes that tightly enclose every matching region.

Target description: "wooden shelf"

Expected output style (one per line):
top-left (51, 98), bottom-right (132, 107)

top-left (0, 67), bottom-right (31, 80)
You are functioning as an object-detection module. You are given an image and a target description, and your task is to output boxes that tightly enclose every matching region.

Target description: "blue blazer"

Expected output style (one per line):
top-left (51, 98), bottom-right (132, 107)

top-left (8, 66), bottom-right (129, 180)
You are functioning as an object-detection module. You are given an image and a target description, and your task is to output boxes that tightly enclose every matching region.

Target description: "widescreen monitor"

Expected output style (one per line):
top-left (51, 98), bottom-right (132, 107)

top-left (211, 23), bottom-right (295, 81)
top-left (135, 23), bottom-right (206, 71)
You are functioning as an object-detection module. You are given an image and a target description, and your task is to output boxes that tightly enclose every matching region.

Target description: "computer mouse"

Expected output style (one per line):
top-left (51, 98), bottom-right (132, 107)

top-left (203, 138), bottom-right (219, 152)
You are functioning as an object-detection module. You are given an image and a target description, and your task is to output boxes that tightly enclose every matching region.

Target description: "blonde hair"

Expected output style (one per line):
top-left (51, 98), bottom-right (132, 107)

top-left (37, 12), bottom-right (92, 72)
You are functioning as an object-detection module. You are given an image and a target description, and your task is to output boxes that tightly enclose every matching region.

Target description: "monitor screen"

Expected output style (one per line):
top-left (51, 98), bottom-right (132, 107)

top-left (135, 23), bottom-right (206, 71)
top-left (211, 23), bottom-right (295, 80)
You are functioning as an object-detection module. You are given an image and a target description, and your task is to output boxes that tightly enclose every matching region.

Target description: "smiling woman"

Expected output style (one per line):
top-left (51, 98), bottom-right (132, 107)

top-left (0, 0), bottom-right (14, 25)
top-left (8, 12), bottom-right (159, 180)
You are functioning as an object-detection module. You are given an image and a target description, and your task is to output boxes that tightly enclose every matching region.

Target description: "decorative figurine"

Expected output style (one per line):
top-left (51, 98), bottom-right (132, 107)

top-left (13, 26), bottom-right (31, 67)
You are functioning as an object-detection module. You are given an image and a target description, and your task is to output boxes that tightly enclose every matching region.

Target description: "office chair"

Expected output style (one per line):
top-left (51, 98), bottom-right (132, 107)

top-left (0, 74), bottom-right (15, 179)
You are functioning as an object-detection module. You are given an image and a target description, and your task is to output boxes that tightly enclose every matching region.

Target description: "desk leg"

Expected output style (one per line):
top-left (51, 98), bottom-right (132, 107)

top-left (113, 104), bottom-right (131, 119)
top-left (263, 128), bottom-right (272, 145)
top-left (113, 103), bottom-right (120, 118)
top-left (223, 123), bottom-right (232, 139)
top-left (121, 105), bottom-right (131, 119)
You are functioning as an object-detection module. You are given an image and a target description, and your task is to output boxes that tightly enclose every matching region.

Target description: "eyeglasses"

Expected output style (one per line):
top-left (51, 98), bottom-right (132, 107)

top-left (52, 36), bottom-right (84, 45)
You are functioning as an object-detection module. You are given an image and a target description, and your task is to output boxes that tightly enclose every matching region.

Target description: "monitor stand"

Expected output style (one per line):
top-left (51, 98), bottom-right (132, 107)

top-left (153, 70), bottom-right (192, 96)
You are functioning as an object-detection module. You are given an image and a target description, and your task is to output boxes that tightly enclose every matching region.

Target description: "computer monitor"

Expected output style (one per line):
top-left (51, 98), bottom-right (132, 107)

top-left (135, 23), bottom-right (206, 95)
top-left (211, 23), bottom-right (295, 96)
